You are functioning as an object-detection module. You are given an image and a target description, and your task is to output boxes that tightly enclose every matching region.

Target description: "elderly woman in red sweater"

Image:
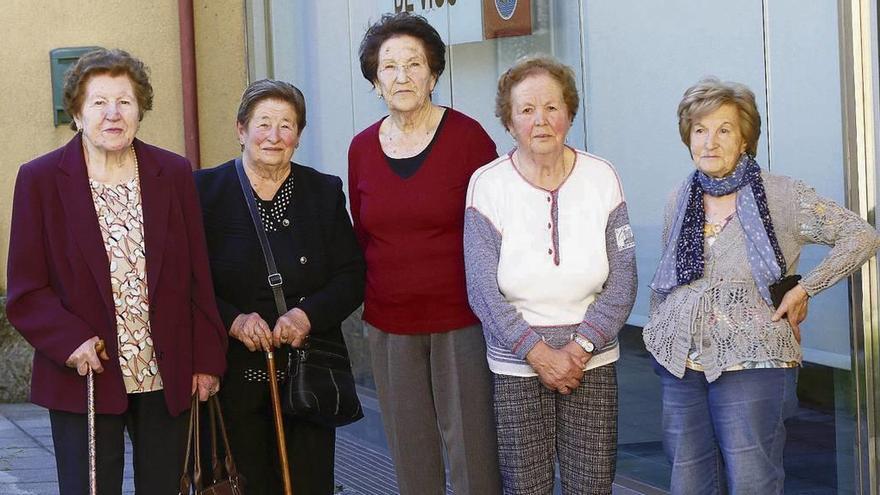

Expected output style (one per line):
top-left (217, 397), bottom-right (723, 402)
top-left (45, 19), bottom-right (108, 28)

top-left (348, 12), bottom-right (501, 495)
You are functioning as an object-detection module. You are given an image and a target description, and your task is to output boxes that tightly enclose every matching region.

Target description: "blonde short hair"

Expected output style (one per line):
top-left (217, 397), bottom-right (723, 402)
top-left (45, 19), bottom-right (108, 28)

top-left (678, 77), bottom-right (761, 157)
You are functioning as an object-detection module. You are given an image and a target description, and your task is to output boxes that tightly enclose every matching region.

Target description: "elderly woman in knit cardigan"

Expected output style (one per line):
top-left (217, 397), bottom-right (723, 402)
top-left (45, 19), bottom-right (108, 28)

top-left (643, 77), bottom-right (880, 495)
top-left (465, 55), bottom-right (637, 495)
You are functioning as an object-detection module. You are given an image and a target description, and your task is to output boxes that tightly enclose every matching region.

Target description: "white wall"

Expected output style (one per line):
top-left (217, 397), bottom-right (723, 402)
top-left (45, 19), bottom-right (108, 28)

top-left (271, 0), bottom-right (359, 184)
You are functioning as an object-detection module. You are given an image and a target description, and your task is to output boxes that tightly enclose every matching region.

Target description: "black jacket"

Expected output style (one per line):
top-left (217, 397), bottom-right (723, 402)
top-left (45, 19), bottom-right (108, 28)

top-left (194, 160), bottom-right (365, 373)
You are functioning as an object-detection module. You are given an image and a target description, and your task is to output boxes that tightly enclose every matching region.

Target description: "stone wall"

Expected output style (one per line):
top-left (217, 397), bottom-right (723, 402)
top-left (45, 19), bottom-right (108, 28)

top-left (0, 298), bottom-right (33, 403)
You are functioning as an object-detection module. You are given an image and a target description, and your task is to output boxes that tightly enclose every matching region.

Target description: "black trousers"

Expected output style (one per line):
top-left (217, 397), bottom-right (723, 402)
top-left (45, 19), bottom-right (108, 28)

top-left (49, 390), bottom-right (189, 495)
top-left (220, 374), bottom-right (336, 495)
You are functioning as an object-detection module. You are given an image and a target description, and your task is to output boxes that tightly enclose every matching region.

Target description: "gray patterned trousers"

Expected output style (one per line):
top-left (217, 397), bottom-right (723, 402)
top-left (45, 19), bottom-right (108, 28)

top-left (493, 363), bottom-right (618, 495)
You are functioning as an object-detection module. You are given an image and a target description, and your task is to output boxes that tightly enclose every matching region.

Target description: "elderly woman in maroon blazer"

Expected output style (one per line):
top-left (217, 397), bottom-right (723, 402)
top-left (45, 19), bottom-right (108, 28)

top-left (6, 48), bottom-right (227, 494)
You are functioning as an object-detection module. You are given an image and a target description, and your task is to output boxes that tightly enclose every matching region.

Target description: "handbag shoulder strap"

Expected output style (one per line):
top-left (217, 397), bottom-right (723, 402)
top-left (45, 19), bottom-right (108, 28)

top-left (208, 397), bottom-right (221, 482)
top-left (177, 396), bottom-right (198, 494)
top-left (192, 398), bottom-right (204, 490)
top-left (209, 395), bottom-right (241, 478)
top-left (235, 157), bottom-right (289, 316)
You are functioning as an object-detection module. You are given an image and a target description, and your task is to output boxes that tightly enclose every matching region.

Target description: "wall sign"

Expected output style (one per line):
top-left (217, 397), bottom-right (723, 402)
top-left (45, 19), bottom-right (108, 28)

top-left (483, 0), bottom-right (532, 39)
top-left (393, 0), bottom-right (457, 11)
top-left (384, 0), bottom-right (531, 44)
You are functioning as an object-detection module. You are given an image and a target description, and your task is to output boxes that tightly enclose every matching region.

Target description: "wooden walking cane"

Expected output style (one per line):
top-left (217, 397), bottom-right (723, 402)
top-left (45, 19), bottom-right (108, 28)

top-left (266, 350), bottom-right (294, 495)
top-left (87, 339), bottom-right (106, 495)
top-left (235, 157), bottom-right (293, 494)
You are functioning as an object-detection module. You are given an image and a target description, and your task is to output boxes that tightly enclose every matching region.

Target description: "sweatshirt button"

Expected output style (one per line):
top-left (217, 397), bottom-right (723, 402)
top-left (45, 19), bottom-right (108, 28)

top-left (300, 256), bottom-right (308, 264)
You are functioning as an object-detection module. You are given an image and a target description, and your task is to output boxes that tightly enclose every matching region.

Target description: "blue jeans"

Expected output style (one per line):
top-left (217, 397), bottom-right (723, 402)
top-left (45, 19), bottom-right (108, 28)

top-left (652, 358), bottom-right (798, 495)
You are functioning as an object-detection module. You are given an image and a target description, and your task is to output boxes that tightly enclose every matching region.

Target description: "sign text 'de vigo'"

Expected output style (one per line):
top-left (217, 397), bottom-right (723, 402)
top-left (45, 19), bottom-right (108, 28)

top-left (393, 0), bottom-right (457, 12)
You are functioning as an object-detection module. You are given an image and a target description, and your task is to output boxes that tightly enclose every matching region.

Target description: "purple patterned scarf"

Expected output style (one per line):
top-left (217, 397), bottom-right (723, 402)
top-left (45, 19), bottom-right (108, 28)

top-left (650, 154), bottom-right (786, 305)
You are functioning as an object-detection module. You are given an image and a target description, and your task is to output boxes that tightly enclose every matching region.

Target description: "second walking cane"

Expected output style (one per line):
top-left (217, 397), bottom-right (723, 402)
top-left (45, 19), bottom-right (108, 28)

top-left (87, 339), bottom-right (106, 495)
top-left (234, 158), bottom-right (294, 495)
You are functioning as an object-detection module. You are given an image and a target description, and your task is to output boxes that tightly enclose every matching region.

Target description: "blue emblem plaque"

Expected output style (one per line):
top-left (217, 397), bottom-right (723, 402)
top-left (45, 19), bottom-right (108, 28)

top-left (494, 0), bottom-right (517, 20)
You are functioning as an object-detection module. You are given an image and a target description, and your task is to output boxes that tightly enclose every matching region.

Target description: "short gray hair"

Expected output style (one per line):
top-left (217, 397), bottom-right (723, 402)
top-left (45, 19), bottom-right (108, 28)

top-left (236, 79), bottom-right (306, 134)
top-left (677, 77), bottom-right (761, 157)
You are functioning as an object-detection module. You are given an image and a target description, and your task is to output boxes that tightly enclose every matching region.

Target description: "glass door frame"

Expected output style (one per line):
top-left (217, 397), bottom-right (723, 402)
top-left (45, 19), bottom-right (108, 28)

top-left (838, 0), bottom-right (880, 492)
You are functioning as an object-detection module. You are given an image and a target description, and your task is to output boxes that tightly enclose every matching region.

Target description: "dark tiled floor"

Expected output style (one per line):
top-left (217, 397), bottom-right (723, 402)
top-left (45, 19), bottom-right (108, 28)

top-left (335, 433), bottom-right (403, 494)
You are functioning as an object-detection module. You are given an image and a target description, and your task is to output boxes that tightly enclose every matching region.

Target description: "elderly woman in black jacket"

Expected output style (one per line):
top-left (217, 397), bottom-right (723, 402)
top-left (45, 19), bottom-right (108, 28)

top-left (195, 79), bottom-right (365, 495)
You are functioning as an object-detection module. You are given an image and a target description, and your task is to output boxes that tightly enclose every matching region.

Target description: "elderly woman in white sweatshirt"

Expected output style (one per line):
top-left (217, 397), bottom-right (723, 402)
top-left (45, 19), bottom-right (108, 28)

top-left (464, 55), bottom-right (637, 495)
top-left (643, 77), bottom-right (880, 495)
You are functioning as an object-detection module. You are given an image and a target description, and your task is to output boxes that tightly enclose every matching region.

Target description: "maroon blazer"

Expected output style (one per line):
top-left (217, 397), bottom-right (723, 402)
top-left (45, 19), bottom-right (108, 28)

top-left (6, 134), bottom-right (227, 416)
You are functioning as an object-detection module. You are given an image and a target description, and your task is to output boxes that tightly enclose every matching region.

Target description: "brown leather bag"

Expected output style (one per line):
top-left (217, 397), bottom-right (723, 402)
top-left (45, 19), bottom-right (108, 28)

top-left (178, 395), bottom-right (246, 495)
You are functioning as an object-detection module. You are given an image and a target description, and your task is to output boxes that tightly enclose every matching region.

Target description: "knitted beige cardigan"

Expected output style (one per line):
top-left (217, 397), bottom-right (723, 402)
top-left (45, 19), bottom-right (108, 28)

top-left (644, 173), bottom-right (880, 382)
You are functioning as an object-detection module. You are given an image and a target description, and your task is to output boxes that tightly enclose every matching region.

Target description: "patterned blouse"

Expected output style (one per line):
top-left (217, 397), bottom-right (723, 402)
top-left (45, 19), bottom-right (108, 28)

top-left (255, 170), bottom-right (294, 232)
top-left (90, 171), bottom-right (163, 394)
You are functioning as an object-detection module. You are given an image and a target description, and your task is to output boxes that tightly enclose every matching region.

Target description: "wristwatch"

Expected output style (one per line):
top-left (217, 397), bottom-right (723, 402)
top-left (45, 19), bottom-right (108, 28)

top-left (572, 334), bottom-right (595, 353)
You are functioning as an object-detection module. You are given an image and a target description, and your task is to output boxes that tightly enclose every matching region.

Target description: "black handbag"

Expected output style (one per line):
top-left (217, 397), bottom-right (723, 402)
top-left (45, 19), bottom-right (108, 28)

top-left (283, 337), bottom-right (364, 427)
top-left (178, 395), bottom-right (246, 495)
top-left (234, 158), bottom-right (363, 428)
top-left (769, 274), bottom-right (802, 309)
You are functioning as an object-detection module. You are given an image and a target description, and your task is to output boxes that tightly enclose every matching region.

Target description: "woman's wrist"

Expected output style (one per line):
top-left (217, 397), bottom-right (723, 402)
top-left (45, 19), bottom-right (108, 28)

top-left (289, 307), bottom-right (312, 333)
top-left (229, 313), bottom-right (246, 335)
top-left (525, 340), bottom-right (553, 368)
top-left (792, 283), bottom-right (810, 301)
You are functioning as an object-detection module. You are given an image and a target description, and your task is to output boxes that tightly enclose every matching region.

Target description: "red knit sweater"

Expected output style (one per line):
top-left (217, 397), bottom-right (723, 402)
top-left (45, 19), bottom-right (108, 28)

top-left (348, 108), bottom-right (498, 334)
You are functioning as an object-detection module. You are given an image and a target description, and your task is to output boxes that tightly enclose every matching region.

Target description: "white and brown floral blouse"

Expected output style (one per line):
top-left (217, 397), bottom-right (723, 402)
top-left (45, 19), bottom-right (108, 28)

top-left (90, 172), bottom-right (163, 394)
